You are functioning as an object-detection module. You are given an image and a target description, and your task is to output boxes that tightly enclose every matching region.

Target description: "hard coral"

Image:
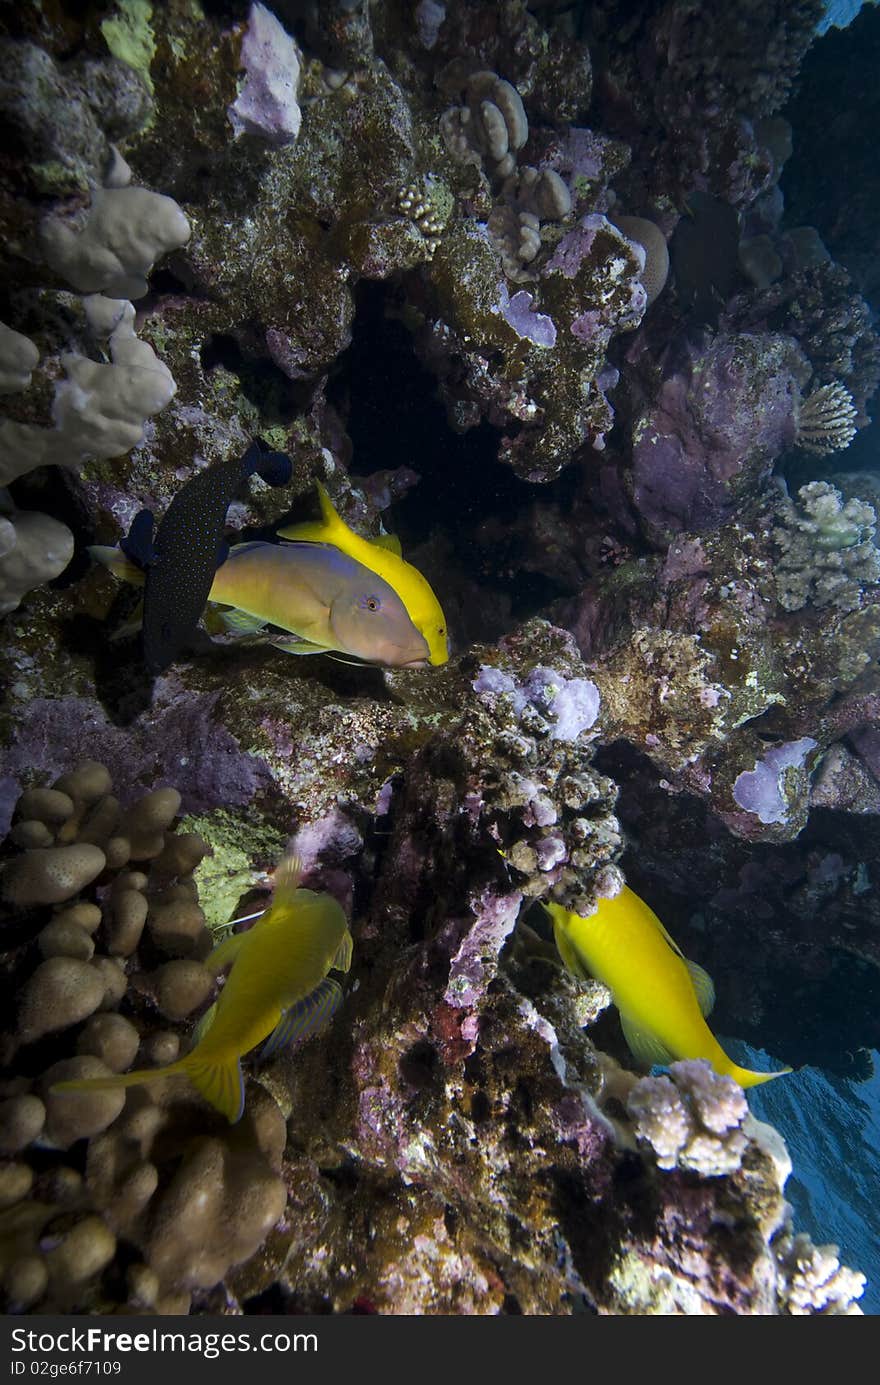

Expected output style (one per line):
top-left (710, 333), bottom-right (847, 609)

top-left (591, 0), bottom-right (822, 211)
top-left (721, 262), bottom-right (880, 428)
top-left (793, 381), bottom-right (858, 454)
top-left (772, 480), bottom-right (880, 613)
top-left (0, 758), bottom-right (289, 1314)
top-left (0, 510), bottom-right (74, 617)
top-left (627, 332), bottom-right (808, 546)
top-left (626, 1059), bottom-right (750, 1176)
top-left (774, 1226), bottom-right (867, 1315)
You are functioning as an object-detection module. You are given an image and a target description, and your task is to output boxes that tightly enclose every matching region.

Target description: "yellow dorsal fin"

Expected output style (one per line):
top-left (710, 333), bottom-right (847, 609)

top-left (372, 532), bottom-right (402, 556)
top-left (650, 913), bottom-right (686, 960)
top-left (332, 929), bottom-right (353, 973)
top-left (276, 481), bottom-right (350, 546)
top-left (203, 930), bottom-right (249, 976)
top-left (316, 479), bottom-right (341, 528)
top-left (272, 853), bottom-right (304, 906)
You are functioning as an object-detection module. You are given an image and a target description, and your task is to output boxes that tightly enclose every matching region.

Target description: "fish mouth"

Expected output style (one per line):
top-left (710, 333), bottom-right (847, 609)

top-left (398, 657), bottom-right (429, 669)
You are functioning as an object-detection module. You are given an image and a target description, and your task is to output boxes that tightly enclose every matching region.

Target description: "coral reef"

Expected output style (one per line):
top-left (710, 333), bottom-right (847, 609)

top-left (0, 0), bottom-right (876, 1318)
top-left (772, 480), bottom-right (880, 613)
top-left (626, 1059), bottom-right (752, 1176)
top-left (793, 381), bottom-right (858, 454)
top-left (0, 760), bottom-right (288, 1313)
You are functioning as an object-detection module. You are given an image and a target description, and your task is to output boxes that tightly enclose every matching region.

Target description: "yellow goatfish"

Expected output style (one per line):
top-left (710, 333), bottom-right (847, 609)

top-left (92, 483), bottom-right (448, 669)
top-left (51, 855), bottom-right (353, 1122)
top-left (546, 887), bottom-right (791, 1089)
top-left (276, 482), bottom-right (448, 666)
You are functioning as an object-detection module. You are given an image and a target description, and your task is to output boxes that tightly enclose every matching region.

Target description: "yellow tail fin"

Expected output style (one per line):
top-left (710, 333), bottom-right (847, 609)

top-left (178, 1053), bottom-right (245, 1122)
top-left (51, 1051), bottom-right (246, 1123)
top-left (729, 1062), bottom-right (793, 1090)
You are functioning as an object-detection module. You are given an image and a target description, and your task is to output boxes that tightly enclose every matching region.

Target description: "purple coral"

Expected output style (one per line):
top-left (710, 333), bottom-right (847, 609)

top-left (3, 685), bottom-right (273, 819)
top-left (629, 333), bottom-right (806, 544)
top-left (227, 2), bottom-right (302, 146)
top-left (733, 738), bottom-right (818, 825)
top-left (473, 663), bottom-right (601, 742)
top-left (493, 285), bottom-right (557, 348)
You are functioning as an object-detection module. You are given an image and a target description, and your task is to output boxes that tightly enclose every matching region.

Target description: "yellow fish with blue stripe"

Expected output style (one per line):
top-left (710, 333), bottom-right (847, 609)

top-left (546, 886), bottom-right (791, 1089)
top-left (51, 855), bottom-right (353, 1122)
top-left (92, 482), bottom-right (449, 669)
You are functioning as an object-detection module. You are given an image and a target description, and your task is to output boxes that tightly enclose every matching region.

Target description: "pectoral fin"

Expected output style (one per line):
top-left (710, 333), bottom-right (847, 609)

top-left (550, 912), bottom-right (593, 983)
top-left (215, 607), bottom-right (269, 635)
top-left (269, 635), bottom-right (335, 656)
top-left (203, 930), bottom-right (249, 975)
top-left (332, 930), bottom-right (353, 973)
top-left (259, 978), bottom-right (344, 1062)
top-left (686, 959), bottom-right (715, 1017)
top-left (619, 1012), bottom-right (676, 1070)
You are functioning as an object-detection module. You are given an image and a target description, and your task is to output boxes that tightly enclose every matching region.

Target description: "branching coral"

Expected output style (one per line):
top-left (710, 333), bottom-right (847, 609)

top-left (0, 324), bottom-right (39, 395)
top-left (772, 480), bottom-right (880, 612)
top-left (721, 262), bottom-right (880, 427)
top-left (41, 179), bottom-right (191, 300)
top-left (395, 177), bottom-right (449, 258)
top-left (793, 380), bottom-right (858, 454)
top-left (774, 1226), bottom-right (867, 1315)
top-left (2, 145), bottom-right (187, 482)
top-left (626, 1059), bottom-right (750, 1176)
top-left (440, 70), bottom-right (529, 183)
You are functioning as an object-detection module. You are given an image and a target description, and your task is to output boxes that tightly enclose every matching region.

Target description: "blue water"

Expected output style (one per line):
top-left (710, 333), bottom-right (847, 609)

top-left (728, 1040), bottom-right (880, 1315)
top-left (817, 0), bottom-right (878, 36)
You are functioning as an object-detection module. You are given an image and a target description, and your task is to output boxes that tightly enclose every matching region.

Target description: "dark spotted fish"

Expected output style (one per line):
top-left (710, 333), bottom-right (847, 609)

top-left (121, 441), bottom-right (292, 674)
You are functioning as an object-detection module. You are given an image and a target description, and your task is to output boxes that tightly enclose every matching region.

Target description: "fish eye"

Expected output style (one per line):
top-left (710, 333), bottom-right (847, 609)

top-left (360, 593), bottom-right (382, 612)
top-left (438, 627), bottom-right (446, 636)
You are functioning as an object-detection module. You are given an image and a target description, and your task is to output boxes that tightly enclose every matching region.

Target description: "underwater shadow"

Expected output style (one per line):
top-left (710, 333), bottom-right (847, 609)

top-left (60, 603), bottom-right (156, 728)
